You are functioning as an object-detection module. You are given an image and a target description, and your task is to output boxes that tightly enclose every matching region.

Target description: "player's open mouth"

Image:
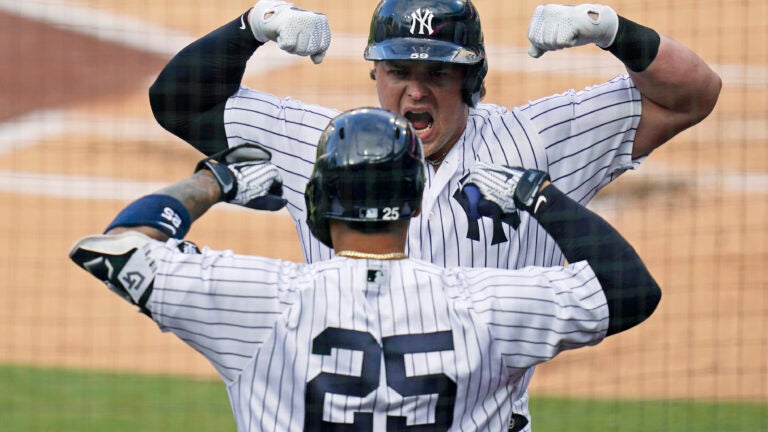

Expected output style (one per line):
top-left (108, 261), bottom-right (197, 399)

top-left (405, 111), bottom-right (433, 133)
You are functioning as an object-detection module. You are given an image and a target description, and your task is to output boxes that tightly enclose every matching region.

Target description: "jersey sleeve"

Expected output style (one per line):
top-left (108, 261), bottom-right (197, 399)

top-left (223, 87), bottom-right (337, 263)
top-left (518, 75), bottom-right (643, 204)
top-left (146, 242), bottom-right (296, 383)
top-left (463, 261), bottom-right (609, 375)
top-left (224, 86), bottom-right (338, 210)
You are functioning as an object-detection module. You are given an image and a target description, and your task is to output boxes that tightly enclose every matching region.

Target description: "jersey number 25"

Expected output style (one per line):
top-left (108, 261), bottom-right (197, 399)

top-left (305, 327), bottom-right (457, 431)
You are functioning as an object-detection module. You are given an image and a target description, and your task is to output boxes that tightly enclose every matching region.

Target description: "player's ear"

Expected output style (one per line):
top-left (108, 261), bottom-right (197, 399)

top-left (412, 205), bottom-right (422, 218)
top-left (369, 61), bottom-right (380, 81)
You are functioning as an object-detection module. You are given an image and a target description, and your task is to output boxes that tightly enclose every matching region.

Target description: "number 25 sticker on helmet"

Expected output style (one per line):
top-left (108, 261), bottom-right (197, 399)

top-left (305, 108), bottom-right (426, 248)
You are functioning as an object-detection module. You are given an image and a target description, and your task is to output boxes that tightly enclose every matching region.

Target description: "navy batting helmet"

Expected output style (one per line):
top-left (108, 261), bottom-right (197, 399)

top-left (364, 0), bottom-right (488, 107)
top-left (305, 108), bottom-right (426, 248)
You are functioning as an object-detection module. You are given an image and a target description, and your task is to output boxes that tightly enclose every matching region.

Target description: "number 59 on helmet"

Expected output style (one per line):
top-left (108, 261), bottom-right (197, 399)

top-left (364, 0), bottom-right (488, 107)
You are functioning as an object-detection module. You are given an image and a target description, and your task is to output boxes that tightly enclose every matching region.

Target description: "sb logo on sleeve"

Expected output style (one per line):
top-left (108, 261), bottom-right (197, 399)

top-left (159, 206), bottom-right (183, 236)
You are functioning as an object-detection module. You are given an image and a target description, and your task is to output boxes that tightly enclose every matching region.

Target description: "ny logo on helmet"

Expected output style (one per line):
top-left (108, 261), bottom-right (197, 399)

top-left (410, 8), bottom-right (434, 35)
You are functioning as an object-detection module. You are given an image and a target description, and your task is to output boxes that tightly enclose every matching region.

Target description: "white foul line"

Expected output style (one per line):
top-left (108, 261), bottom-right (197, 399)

top-left (0, 168), bottom-right (291, 218)
top-left (0, 169), bottom-right (166, 201)
top-left (0, 111), bottom-right (176, 157)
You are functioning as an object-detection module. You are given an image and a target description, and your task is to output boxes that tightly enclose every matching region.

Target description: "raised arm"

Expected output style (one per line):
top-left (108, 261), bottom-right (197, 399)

top-left (148, 12), bottom-right (260, 155)
top-left (69, 144), bottom-right (286, 316)
top-left (527, 4), bottom-right (721, 158)
top-left (628, 33), bottom-right (722, 157)
top-left (459, 163), bottom-right (661, 335)
top-left (529, 183), bottom-right (661, 334)
top-left (104, 144), bottom-right (287, 241)
top-left (148, 0), bottom-right (330, 155)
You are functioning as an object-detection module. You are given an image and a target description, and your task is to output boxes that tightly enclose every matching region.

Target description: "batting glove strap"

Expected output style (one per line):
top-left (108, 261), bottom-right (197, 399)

top-left (249, 0), bottom-right (331, 63)
top-left (513, 169), bottom-right (551, 212)
top-left (462, 162), bottom-right (549, 214)
top-left (198, 159), bottom-right (238, 202)
top-left (195, 143), bottom-right (287, 211)
top-left (195, 142), bottom-right (272, 201)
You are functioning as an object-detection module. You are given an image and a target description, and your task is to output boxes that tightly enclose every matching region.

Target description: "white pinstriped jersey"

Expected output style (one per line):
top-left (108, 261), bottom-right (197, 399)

top-left (223, 75), bottom-right (641, 429)
top-left (143, 239), bottom-right (608, 431)
top-left (225, 75), bottom-right (641, 267)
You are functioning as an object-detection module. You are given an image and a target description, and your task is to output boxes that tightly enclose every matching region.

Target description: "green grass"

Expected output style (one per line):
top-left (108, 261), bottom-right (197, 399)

top-left (1, 363), bottom-right (765, 431)
top-left (0, 364), bottom-right (234, 431)
top-left (530, 397), bottom-right (767, 432)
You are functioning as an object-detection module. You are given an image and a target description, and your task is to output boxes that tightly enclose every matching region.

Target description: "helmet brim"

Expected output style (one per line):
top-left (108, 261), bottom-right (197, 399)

top-left (364, 38), bottom-right (483, 64)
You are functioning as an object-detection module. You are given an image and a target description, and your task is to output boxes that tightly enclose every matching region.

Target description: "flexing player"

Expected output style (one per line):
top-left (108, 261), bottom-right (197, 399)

top-left (148, 0), bottom-right (719, 429)
top-left (70, 108), bottom-right (661, 431)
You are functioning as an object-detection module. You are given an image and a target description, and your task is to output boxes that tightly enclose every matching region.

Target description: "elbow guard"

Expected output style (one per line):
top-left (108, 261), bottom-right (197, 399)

top-left (68, 232), bottom-right (158, 317)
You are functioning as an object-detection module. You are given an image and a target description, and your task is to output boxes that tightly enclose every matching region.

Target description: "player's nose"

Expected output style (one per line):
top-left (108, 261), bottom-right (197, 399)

top-left (405, 80), bottom-right (430, 100)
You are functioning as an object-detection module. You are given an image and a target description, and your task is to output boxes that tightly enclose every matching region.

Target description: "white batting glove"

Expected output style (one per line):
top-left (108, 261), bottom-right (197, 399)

top-left (249, 0), bottom-right (331, 64)
top-left (462, 162), bottom-right (527, 214)
top-left (527, 4), bottom-right (619, 58)
top-left (460, 162), bottom-right (551, 217)
top-left (226, 161), bottom-right (284, 207)
top-left (196, 144), bottom-right (288, 211)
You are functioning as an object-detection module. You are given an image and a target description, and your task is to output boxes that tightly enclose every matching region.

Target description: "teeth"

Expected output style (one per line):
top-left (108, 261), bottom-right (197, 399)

top-left (415, 120), bottom-right (433, 133)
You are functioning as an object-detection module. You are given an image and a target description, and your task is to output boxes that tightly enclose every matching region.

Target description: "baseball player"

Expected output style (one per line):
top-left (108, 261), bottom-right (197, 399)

top-left (70, 108), bottom-right (661, 431)
top-left (148, 0), bottom-right (719, 429)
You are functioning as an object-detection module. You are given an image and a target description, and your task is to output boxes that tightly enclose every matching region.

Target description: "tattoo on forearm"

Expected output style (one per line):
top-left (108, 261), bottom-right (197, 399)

top-left (158, 171), bottom-right (222, 221)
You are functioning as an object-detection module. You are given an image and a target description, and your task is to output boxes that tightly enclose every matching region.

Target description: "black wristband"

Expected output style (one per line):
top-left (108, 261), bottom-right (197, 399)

top-left (604, 16), bottom-right (661, 72)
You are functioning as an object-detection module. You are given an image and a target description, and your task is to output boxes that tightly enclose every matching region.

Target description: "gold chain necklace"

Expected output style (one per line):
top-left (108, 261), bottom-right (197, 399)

top-left (335, 250), bottom-right (408, 260)
top-left (426, 150), bottom-right (449, 167)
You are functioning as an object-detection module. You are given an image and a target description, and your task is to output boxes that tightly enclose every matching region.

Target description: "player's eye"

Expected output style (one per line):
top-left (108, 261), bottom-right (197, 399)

top-left (430, 70), bottom-right (449, 79)
top-left (389, 68), bottom-right (408, 78)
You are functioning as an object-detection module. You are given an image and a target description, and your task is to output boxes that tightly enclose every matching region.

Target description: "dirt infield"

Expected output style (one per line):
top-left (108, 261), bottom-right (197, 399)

top-left (0, 10), bottom-right (169, 121)
top-left (0, 0), bottom-right (765, 403)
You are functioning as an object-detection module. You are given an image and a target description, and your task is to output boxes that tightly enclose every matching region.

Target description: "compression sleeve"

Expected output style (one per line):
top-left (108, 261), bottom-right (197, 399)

top-left (149, 10), bottom-right (261, 155)
top-left (531, 185), bottom-right (661, 335)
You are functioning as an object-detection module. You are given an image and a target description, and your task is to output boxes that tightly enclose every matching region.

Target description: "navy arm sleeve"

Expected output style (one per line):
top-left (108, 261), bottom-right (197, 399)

top-left (148, 10), bottom-right (261, 155)
top-left (531, 185), bottom-right (662, 336)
